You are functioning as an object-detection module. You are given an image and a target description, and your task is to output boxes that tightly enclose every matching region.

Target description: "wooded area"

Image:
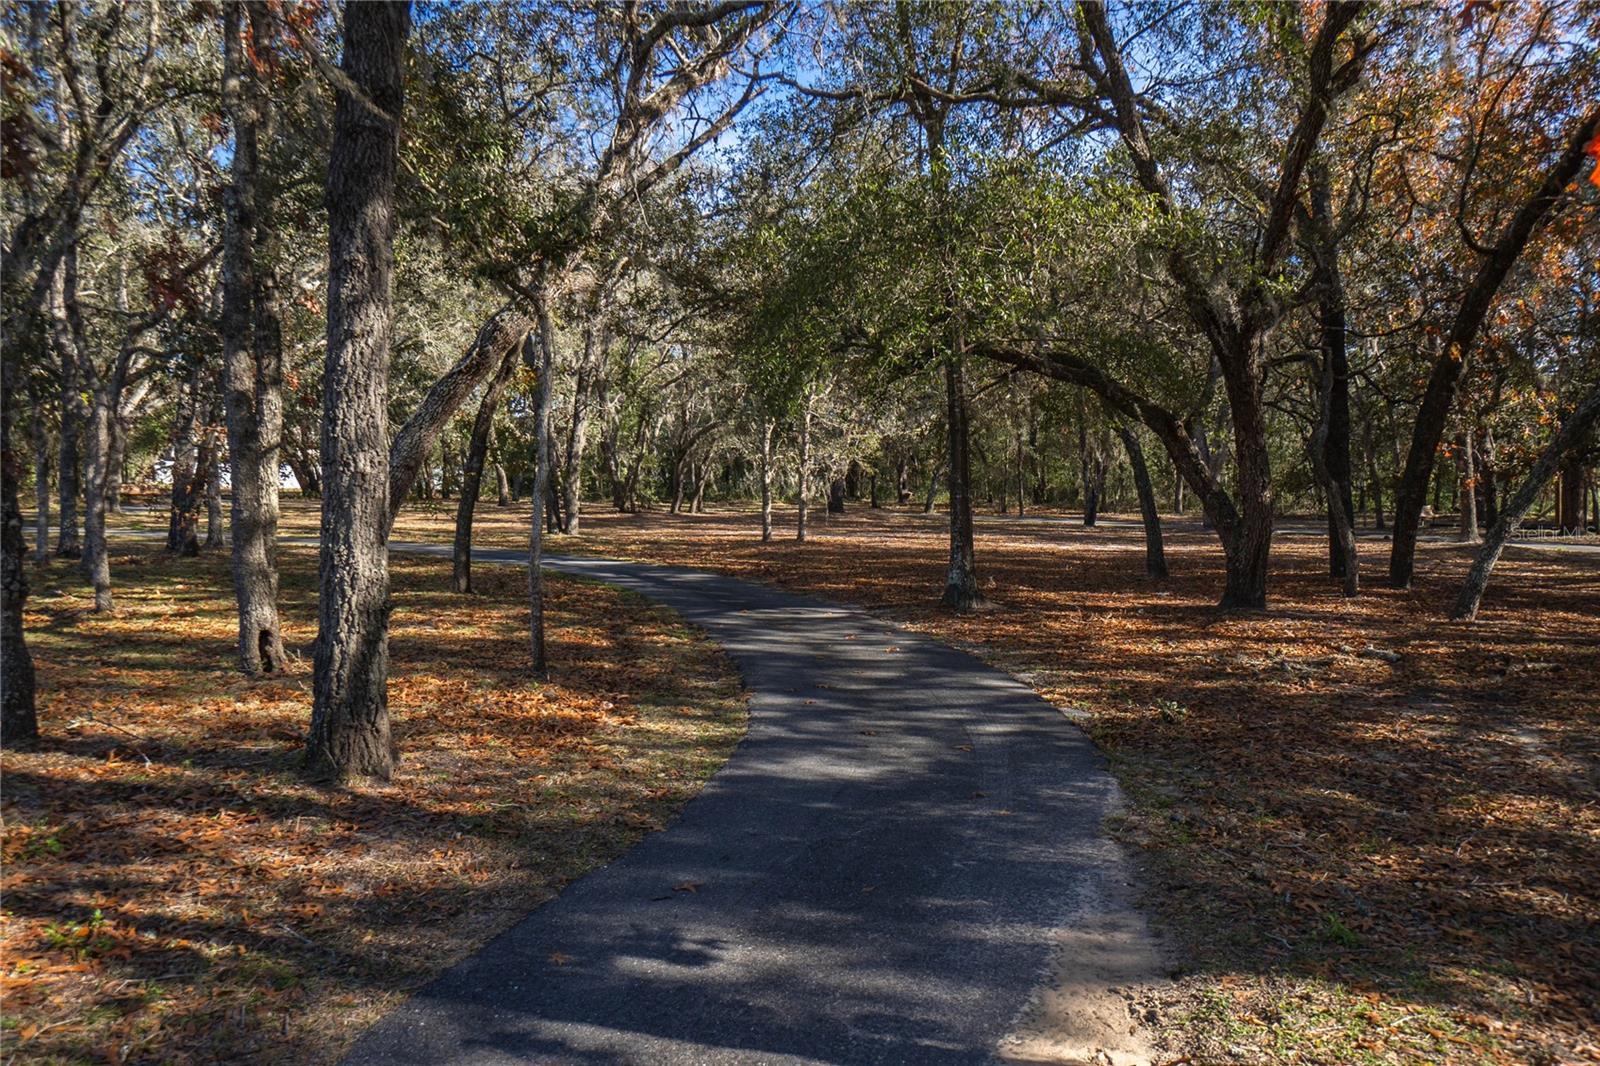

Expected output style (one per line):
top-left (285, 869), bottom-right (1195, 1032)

top-left (2, 1), bottom-right (1597, 1063)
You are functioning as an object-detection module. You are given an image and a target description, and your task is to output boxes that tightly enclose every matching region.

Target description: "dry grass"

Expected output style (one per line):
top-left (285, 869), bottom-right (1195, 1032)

top-left (354, 496), bottom-right (1599, 1066)
top-left (2, 542), bottom-right (745, 1065)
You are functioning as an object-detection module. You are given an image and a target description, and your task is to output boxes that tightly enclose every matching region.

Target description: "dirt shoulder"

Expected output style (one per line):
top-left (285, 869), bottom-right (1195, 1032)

top-left (2, 544), bottom-right (745, 1064)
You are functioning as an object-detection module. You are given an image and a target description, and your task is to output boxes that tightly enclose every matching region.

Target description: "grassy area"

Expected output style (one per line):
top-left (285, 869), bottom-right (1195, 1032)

top-left (1, 541), bottom-right (745, 1065)
top-left (340, 495), bottom-right (1598, 1066)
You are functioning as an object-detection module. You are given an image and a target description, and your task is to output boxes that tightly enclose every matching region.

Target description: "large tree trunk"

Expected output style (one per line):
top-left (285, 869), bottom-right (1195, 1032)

top-left (526, 314), bottom-right (555, 679)
top-left (1117, 423), bottom-right (1167, 580)
top-left (940, 353), bottom-right (981, 609)
top-left (1454, 385), bottom-right (1600, 620)
top-left (453, 346), bottom-right (519, 593)
top-left (758, 418), bottom-right (774, 542)
top-left (2, 354), bottom-right (38, 744)
top-left (1219, 368), bottom-right (1275, 610)
top-left (307, 0), bottom-right (410, 783)
top-left (220, 2), bottom-right (287, 674)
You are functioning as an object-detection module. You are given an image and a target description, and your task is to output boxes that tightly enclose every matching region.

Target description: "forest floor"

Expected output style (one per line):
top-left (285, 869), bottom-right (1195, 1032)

top-left (345, 495), bottom-right (1596, 1066)
top-left (1, 542), bottom-right (746, 1065)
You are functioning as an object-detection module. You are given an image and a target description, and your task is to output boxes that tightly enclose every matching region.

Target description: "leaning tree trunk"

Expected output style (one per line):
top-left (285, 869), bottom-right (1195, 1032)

top-left (307, 0), bottom-right (410, 783)
top-left (940, 352), bottom-right (981, 609)
top-left (1116, 423), bottom-right (1167, 580)
top-left (387, 306), bottom-right (532, 533)
top-left (2, 355), bottom-right (38, 744)
top-left (758, 418), bottom-right (775, 542)
top-left (1454, 384), bottom-right (1600, 621)
top-left (526, 315), bottom-right (555, 679)
top-left (220, 2), bottom-right (287, 675)
top-left (453, 346), bottom-right (519, 593)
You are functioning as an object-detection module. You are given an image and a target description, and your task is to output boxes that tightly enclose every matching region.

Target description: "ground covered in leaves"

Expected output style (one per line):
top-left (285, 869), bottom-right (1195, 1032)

top-left (2, 542), bottom-right (745, 1065)
top-left (366, 496), bottom-right (1598, 1066)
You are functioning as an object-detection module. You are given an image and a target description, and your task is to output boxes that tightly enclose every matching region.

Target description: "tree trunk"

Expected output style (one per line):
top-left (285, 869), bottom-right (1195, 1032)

top-left (1117, 423), bottom-right (1167, 580)
top-left (759, 418), bottom-right (774, 542)
top-left (1459, 430), bottom-right (1480, 542)
top-left (387, 306), bottom-right (533, 531)
top-left (494, 458), bottom-right (511, 507)
top-left (669, 456), bottom-right (686, 514)
top-left (220, 2), bottom-right (287, 675)
top-left (204, 437), bottom-right (225, 550)
top-left (29, 385), bottom-right (51, 563)
top-left (454, 348), bottom-right (519, 593)
top-left (1319, 276), bottom-right (1355, 575)
top-left (307, 0), bottom-right (409, 783)
top-left (79, 385), bottom-right (114, 610)
top-left (1220, 372), bottom-right (1275, 610)
top-left (526, 315), bottom-right (555, 679)
top-left (52, 284), bottom-right (82, 560)
top-left (940, 353), bottom-right (981, 609)
top-left (870, 472), bottom-right (880, 508)
top-left (1014, 432), bottom-right (1026, 519)
top-left (923, 456), bottom-right (941, 514)
top-left (827, 476), bottom-right (846, 514)
top-left (691, 459), bottom-right (708, 513)
top-left (1556, 456), bottom-right (1584, 533)
top-left (1454, 384), bottom-right (1600, 620)
top-left (167, 370), bottom-right (204, 554)
top-left (1477, 428), bottom-right (1498, 530)
top-left (2, 353), bottom-right (39, 744)
top-left (105, 410), bottom-right (128, 516)
top-left (896, 456), bottom-right (910, 504)
top-left (1078, 406), bottom-right (1105, 527)
top-left (1309, 355), bottom-right (1359, 596)
top-left (796, 397), bottom-right (812, 542)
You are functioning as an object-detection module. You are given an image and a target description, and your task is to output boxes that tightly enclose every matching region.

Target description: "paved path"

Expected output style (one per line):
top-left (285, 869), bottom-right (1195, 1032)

top-left (340, 543), bottom-right (1130, 1065)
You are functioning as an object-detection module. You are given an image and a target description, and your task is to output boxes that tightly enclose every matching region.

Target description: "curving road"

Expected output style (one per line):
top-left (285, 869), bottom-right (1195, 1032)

top-left (335, 546), bottom-right (1136, 1065)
